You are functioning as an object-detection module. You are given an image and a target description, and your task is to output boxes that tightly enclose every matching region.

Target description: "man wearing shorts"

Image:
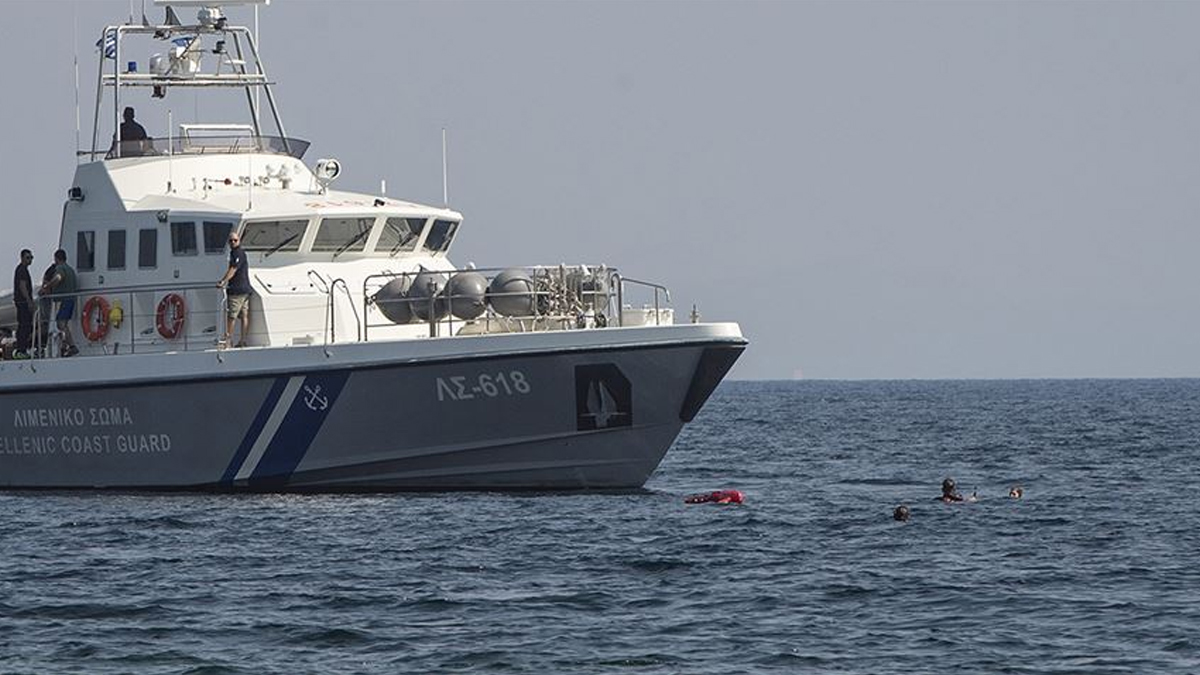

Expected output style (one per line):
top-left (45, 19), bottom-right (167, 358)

top-left (40, 249), bottom-right (79, 357)
top-left (217, 232), bottom-right (251, 347)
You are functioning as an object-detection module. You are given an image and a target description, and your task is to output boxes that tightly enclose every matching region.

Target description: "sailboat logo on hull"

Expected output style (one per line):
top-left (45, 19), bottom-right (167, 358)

top-left (575, 364), bottom-right (632, 430)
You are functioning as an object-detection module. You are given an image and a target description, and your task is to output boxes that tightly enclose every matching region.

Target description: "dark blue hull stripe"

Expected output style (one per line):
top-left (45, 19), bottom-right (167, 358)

top-left (249, 370), bottom-right (351, 488)
top-left (221, 376), bottom-right (290, 486)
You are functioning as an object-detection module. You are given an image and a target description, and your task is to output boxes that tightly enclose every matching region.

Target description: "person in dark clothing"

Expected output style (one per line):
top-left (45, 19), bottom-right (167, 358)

top-left (117, 106), bottom-right (152, 156)
top-left (217, 231), bottom-right (251, 347)
top-left (12, 249), bottom-right (34, 357)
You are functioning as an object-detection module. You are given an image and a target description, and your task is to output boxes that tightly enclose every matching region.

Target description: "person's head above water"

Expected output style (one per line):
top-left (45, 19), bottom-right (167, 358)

top-left (123, 106), bottom-right (136, 121)
top-left (893, 505), bottom-right (910, 522)
top-left (936, 477), bottom-right (967, 502)
top-left (1009, 486), bottom-right (1023, 499)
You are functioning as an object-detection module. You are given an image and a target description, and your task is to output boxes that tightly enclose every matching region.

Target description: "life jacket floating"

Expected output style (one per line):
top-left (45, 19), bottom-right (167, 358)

top-left (684, 489), bottom-right (744, 505)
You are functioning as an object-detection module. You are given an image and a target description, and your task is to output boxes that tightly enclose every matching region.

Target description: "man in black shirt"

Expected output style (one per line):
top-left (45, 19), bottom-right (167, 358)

top-left (217, 231), bottom-right (251, 347)
top-left (118, 106), bottom-right (152, 156)
top-left (11, 249), bottom-right (34, 357)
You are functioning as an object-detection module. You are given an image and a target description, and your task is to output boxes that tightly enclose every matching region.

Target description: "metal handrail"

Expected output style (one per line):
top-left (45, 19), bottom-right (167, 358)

top-left (324, 278), bottom-right (361, 345)
top-left (360, 264), bottom-right (645, 340)
top-left (13, 266), bottom-right (675, 360)
top-left (40, 280), bottom-right (219, 300)
top-left (34, 281), bottom-right (226, 359)
top-left (612, 275), bottom-right (672, 327)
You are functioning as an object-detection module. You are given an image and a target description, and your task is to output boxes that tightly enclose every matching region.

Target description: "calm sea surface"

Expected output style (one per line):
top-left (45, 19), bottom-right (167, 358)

top-left (2, 380), bottom-right (1199, 674)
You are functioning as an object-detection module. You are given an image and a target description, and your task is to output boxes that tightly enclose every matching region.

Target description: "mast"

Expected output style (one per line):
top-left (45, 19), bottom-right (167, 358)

top-left (86, 2), bottom-right (281, 162)
top-left (242, 30), bottom-right (288, 151)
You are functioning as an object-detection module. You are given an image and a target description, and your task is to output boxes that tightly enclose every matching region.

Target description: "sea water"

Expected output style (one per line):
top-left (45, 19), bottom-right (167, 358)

top-left (1, 380), bottom-right (1198, 673)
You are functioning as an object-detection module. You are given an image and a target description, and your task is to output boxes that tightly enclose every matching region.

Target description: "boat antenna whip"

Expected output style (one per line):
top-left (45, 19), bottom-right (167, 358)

top-left (167, 109), bottom-right (173, 192)
top-left (73, 4), bottom-right (80, 160)
top-left (442, 127), bottom-right (449, 207)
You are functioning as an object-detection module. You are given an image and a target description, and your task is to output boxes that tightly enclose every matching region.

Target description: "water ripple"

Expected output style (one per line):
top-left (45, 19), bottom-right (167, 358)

top-left (1, 380), bottom-right (1199, 673)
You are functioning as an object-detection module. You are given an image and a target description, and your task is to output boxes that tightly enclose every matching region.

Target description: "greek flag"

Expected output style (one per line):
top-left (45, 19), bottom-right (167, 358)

top-left (172, 35), bottom-right (196, 49)
top-left (96, 28), bottom-right (117, 59)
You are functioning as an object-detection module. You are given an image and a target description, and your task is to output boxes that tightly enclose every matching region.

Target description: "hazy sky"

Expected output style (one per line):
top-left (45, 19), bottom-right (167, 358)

top-left (3, 1), bottom-right (1199, 379)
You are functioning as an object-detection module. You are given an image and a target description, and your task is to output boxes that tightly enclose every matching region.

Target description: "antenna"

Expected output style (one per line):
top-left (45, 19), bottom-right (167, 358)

top-left (380, 179), bottom-right (386, 196)
top-left (167, 109), bottom-right (172, 192)
top-left (73, 4), bottom-right (80, 161)
top-left (254, 3), bottom-right (260, 128)
top-left (442, 127), bottom-right (448, 206)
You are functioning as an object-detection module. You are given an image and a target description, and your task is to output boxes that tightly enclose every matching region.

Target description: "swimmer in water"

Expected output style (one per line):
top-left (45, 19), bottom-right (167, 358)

top-left (684, 489), bottom-right (744, 505)
top-left (893, 505), bottom-right (911, 522)
top-left (936, 477), bottom-right (965, 503)
top-left (1009, 486), bottom-right (1023, 499)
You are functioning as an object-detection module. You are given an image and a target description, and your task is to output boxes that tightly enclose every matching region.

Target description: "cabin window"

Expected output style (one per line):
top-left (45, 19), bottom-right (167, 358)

top-left (203, 221), bottom-right (234, 254)
top-left (138, 229), bottom-right (157, 268)
top-left (76, 231), bottom-right (96, 271)
top-left (107, 230), bottom-right (126, 270)
top-left (423, 220), bottom-right (459, 253)
top-left (241, 219), bottom-right (308, 253)
top-left (171, 221), bottom-right (198, 256)
top-left (377, 217), bottom-right (426, 254)
top-left (313, 217), bottom-right (374, 253)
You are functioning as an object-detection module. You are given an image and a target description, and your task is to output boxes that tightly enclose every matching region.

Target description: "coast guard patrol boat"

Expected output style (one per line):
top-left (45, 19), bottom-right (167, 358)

top-left (0, 1), bottom-right (745, 490)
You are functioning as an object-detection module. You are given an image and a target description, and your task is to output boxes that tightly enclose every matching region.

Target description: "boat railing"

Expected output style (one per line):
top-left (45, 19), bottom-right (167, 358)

top-left (32, 281), bottom-right (225, 359)
top-left (324, 278), bottom-right (362, 345)
top-left (360, 265), bottom-right (674, 340)
top-left (14, 267), bottom-right (674, 361)
top-left (96, 135), bottom-right (310, 161)
top-left (612, 275), bottom-right (672, 327)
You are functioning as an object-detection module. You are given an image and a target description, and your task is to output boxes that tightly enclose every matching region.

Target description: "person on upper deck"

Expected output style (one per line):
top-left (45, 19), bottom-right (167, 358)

top-left (12, 249), bottom-right (34, 358)
top-left (40, 249), bottom-right (79, 357)
top-left (217, 231), bottom-right (252, 348)
top-left (116, 106), bottom-right (152, 156)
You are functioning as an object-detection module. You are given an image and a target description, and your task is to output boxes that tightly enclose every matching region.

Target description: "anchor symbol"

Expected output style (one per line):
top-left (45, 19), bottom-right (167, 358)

top-left (303, 384), bottom-right (329, 411)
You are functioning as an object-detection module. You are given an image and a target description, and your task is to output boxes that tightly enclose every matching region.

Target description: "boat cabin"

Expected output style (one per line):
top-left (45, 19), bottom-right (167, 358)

top-left (4, 1), bottom-right (665, 360)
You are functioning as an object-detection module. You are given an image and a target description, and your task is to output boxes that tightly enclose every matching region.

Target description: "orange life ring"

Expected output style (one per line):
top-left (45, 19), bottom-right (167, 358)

top-left (81, 296), bottom-right (111, 342)
top-left (156, 293), bottom-right (186, 340)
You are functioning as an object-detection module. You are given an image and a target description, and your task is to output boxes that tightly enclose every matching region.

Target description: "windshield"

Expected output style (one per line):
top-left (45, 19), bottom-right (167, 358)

top-left (313, 217), bottom-right (374, 253)
top-left (378, 217), bottom-right (426, 254)
top-left (106, 135), bottom-right (311, 160)
top-left (423, 219), bottom-right (459, 253)
top-left (241, 219), bottom-right (308, 253)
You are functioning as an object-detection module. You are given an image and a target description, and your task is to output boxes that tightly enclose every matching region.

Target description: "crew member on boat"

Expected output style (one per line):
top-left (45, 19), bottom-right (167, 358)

top-left (36, 262), bottom-right (56, 356)
top-left (117, 106), bottom-right (152, 156)
top-left (40, 249), bottom-right (79, 357)
top-left (11, 249), bottom-right (34, 358)
top-left (216, 232), bottom-right (252, 348)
